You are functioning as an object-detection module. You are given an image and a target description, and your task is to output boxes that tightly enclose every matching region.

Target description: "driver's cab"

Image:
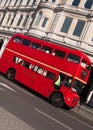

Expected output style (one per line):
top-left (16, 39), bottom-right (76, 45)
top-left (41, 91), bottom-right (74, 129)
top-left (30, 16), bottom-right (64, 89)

top-left (54, 73), bottom-right (84, 96)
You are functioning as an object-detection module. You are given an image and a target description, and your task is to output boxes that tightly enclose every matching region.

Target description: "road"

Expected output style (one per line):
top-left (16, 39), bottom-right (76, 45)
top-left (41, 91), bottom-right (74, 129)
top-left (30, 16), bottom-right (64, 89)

top-left (0, 75), bottom-right (93, 130)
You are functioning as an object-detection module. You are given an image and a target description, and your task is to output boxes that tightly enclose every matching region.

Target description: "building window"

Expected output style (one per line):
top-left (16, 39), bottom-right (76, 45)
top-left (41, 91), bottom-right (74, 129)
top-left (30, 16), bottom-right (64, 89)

top-left (1, 0), bottom-right (7, 6)
top-left (26, 0), bottom-right (30, 5)
top-left (73, 20), bottom-right (85, 37)
top-left (52, 0), bottom-right (56, 2)
top-left (72, 0), bottom-right (80, 6)
top-left (17, 14), bottom-right (23, 26)
top-left (43, 0), bottom-right (48, 2)
top-left (0, 0), bottom-right (2, 5)
top-left (41, 17), bottom-right (48, 28)
top-left (60, 17), bottom-right (72, 33)
top-left (6, 14), bottom-right (11, 25)
top-left (8, 0), bottom-right (11, 6)
top-left (32, 0), bottom-right (36, 5)
top-left (14, 1), bottom-right (17, 6)
top-left (22, 15), bottom-right (29, 27)
top-left (10, 14), bottom-right (16, 25)
top-left (91, 37), bottom-right (93, 42)
top-left (34, 12), bottom-right (42, 27)
top-left (19, 0), bottom-right (23, 5)
top-left (84, 0), bottom-right (93, 9)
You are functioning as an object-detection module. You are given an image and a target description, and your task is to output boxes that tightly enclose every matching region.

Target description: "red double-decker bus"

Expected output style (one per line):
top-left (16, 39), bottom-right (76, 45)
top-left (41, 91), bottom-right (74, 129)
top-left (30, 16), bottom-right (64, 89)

top-left (0, 33), bottom-right (91, 109)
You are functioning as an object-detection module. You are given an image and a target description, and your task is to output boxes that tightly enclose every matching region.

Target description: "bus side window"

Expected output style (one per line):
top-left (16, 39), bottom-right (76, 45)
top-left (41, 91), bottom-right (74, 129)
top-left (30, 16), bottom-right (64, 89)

top-left (22, 61), bottom-right (31, 69)
top-left (66, 53), bottom-right (80, 64)
top-left (44, 71), bottom-right (56, 80)
top-left (81, 59), bottom-right (91, 71)
top-left (42, 46), bottom-right (53, 54)
top-left (53, 49), bottom-right (66, 58)
top-left (22, 39), bottom-right (31, 46)
top-left (31, 42), bottom-right (41, 50)
top-left (32, 65), bottom-right (39, 72)
top-left (13, 37), bottom-right (22, 43)
top-left (32, 65), bottom-right (43, 75)
top-left (37, 67), bottom-right (44, 74)
top-left (13, 56), bottom-right (23, 64)
top-left (81, 59), bottom-right (86, 68)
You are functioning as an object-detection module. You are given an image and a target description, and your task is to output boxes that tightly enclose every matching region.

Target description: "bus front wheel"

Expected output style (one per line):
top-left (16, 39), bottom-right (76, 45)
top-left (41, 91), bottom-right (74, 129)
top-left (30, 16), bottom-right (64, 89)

top-left (6, 69), bottom-right (15, 80)
top-left (50, 93), bottom-right (64, 107)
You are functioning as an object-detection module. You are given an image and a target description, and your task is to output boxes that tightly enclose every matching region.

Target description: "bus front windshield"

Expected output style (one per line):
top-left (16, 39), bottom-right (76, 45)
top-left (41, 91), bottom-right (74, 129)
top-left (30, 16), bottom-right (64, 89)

top-left (72, 80), bottom-right (84, 95)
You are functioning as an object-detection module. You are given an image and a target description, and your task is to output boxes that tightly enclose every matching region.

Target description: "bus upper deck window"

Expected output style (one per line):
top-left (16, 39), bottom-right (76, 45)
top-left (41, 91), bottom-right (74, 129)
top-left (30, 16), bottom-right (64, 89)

top-left (86, 64), bottom-right (91, 71)
top-left (53, 49), bottom-right (66, 58)
top-left (81, 59), bottom-right (91, 71)
top-left (66, 53), bottom-right (80, 64)
top-left (22, 39), bottom-right (31, 46)
top-left (13, 37), bottom-right (22, 43)
top-left (31, 42), bottom-right (41, 50)
top-left (42, 46), bottom-right (53, 54)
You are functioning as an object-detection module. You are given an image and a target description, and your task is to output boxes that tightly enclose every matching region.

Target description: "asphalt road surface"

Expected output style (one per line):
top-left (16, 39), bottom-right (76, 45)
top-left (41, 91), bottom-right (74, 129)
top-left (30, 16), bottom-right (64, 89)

top-left (0, 75), bottom-right (93, 130)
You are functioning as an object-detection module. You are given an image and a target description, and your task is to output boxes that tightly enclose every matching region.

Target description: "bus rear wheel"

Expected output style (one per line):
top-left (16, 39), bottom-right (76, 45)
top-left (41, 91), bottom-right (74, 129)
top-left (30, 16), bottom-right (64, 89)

top-left (6, 69), bottom-right (15, 80)
top-left (50, 93), bottom-right (63, 107)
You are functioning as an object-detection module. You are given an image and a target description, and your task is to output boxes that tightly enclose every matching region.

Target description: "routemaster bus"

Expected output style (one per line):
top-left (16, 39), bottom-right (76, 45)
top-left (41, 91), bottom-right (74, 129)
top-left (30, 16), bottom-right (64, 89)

top-left (0, 33), bottom-right (91, 109)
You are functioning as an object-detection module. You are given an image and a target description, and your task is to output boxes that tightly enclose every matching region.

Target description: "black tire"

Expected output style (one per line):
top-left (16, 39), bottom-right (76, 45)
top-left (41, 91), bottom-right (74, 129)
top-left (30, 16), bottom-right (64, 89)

top-left (50, 93), bottom-right (64, 107)
top-left (6, 69), bottom-right (15, 80)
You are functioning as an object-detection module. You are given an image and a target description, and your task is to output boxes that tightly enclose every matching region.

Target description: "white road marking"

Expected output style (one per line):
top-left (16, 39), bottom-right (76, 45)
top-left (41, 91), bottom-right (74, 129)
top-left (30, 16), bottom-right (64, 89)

top-left (0, 76), bottom-right (33, 97)
top-left (59, 109), bottom-right (93, 129)
top-left (0, 82), bottom-right (17, 93)
top-left (35, 107), bottom-right (73, 130)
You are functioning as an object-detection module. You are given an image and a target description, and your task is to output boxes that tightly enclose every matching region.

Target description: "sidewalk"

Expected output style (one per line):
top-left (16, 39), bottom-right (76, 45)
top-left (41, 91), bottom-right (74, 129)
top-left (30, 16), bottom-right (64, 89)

top-left (81, 104), bottom-right (93, 114)
top-left (0, 107), bottom-right (34, 130)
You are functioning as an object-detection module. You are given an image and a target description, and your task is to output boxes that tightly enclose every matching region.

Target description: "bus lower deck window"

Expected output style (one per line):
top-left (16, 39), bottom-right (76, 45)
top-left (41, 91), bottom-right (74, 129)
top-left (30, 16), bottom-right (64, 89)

top-left (23, 61), bottom-right (30, 69)
top-left (45, 71), bottom-right (56, 80)
top-left (13, 56), bottom-right (23, 64)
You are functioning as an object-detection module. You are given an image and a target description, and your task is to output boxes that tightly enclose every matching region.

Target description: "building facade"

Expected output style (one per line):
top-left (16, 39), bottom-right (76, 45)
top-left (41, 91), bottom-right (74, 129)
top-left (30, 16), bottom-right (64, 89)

top-left (0, 0), bottom-right (93, 103)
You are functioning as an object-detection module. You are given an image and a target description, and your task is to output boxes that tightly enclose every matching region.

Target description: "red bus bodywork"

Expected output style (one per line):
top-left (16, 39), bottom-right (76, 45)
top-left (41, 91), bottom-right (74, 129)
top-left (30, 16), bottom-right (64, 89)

top-left (0, 34), bottom-right (91, 108)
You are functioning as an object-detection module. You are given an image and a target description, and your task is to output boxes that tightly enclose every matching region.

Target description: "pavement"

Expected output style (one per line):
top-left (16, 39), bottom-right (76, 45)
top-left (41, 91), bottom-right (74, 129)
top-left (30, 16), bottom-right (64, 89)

top-left (0, 106), bottom-right (35, 130)
top-left (0, 105), bottom-right (92, 130)
top-left (81, 105), bottom-right (93, 114)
